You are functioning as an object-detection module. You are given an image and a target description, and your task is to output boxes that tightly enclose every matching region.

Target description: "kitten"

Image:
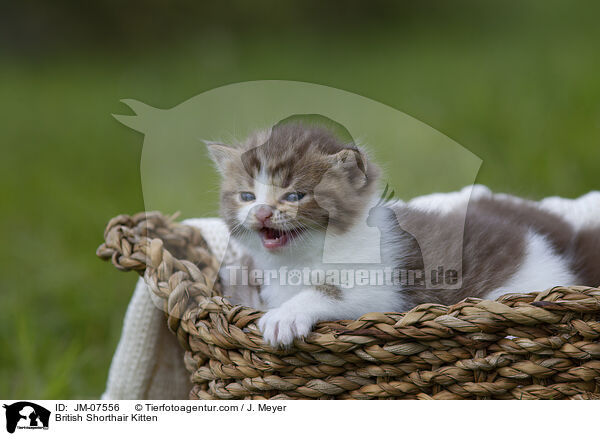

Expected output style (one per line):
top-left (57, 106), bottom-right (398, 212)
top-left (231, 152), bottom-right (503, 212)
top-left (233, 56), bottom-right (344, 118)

top-left (207, 122), bottom-right (600, 346)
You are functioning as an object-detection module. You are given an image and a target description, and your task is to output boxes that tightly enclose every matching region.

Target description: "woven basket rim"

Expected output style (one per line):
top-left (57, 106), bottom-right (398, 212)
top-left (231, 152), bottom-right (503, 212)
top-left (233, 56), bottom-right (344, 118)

top-left (97, 211), bottom-right (600, 349)
top-left (97, 211), bottom-right (600, 399)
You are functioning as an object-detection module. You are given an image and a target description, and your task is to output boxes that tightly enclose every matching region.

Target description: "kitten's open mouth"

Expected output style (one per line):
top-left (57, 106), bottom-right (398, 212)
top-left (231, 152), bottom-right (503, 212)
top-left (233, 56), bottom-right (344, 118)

top-left (259, 227), bottom-right (299, 249)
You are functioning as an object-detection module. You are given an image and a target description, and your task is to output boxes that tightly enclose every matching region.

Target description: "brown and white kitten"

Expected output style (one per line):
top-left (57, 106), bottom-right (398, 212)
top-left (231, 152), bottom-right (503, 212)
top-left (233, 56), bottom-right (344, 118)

top-left (207, 123), bottom-right (600, 346)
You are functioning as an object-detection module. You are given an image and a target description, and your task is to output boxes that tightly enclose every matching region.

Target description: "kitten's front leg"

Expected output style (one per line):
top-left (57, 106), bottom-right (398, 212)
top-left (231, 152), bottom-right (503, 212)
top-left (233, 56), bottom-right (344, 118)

top-left (258, 286), bottom-right (340, 347)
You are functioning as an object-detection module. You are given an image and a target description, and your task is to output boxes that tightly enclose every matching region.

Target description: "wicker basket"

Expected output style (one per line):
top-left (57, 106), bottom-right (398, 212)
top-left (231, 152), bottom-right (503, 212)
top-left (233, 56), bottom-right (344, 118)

top-left (97, 211), bottom-right (600, 399)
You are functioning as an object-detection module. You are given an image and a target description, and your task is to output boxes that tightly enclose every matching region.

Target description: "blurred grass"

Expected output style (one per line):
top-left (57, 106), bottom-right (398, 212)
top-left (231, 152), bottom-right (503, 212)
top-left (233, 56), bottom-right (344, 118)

top-left (1, 2), bottom-right (599, 398)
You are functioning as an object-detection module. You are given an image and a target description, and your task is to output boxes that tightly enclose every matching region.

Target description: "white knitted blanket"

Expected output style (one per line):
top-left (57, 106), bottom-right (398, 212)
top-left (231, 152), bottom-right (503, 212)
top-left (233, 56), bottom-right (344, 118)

top-left (101, 189), bottom-right (599, 399)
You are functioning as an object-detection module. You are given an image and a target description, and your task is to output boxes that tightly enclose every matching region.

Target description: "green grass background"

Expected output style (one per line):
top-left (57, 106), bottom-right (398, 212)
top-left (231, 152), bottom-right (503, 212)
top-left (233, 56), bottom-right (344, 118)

top-left (1, 1), bottom-right (599, 398)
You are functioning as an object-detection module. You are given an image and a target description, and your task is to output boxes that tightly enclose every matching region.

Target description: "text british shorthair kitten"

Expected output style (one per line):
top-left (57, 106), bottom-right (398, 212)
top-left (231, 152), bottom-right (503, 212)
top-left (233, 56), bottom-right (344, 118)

top-left (207, 123), bottom-right (600, 346)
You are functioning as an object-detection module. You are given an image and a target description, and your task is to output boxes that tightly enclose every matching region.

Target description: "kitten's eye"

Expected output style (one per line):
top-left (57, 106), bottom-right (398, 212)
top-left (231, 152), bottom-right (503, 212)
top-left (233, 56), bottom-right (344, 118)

top-left (240, 192), bottom-right (256, 202)
top-left (283, 192), bottom-right (305, 202)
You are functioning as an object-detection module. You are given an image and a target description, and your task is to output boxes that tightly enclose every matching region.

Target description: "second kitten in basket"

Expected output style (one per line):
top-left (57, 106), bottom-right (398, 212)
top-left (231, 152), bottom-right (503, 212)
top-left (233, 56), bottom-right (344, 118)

top-left (207, 122), bottom-right (600, 346)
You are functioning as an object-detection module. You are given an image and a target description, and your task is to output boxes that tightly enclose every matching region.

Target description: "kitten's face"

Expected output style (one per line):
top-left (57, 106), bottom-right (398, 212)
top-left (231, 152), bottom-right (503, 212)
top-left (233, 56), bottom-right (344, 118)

top-left (207, 124), bottom-right (379, 253)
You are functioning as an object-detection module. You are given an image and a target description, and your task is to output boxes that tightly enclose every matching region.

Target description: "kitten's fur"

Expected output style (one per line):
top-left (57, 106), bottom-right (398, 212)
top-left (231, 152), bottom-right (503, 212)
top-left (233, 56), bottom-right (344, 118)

top-left (207, 123), bottom-right (600, 346)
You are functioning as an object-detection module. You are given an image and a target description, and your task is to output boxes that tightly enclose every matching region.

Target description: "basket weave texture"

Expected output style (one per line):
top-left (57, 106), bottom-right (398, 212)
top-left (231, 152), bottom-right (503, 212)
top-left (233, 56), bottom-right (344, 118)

top-left (97, 212), bottom-right (600, 400)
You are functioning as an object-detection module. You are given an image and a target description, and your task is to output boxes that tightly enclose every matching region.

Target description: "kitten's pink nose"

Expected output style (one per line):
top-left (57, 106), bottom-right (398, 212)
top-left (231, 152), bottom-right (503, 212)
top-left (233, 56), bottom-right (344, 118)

top-left (254, 205), bottom-right (273, 225)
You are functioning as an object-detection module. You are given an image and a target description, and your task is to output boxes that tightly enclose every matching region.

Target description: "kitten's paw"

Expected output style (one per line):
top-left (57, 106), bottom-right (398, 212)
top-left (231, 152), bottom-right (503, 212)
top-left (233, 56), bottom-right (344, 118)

top-left (258, 307), bottom-right (314, 347)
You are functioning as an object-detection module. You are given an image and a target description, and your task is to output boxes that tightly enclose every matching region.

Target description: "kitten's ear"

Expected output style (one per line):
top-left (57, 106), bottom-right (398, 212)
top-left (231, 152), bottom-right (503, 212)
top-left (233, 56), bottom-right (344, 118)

top-left (329, 148), bottom-right (368, 188)
top-left (205, 141), bottom-right (239, 174)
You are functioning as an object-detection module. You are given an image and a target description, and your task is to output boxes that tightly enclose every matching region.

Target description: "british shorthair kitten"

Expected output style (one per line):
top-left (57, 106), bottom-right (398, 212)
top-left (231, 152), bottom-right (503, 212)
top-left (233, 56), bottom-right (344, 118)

top-left (207, 122), bottom-right (600, 346)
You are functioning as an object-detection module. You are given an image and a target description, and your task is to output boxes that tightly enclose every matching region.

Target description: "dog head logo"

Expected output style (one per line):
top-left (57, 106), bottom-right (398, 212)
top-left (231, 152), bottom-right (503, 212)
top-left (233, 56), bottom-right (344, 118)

top-left (3, 402), bottom-right (50, 433)
top-left (113, 81), bottom-right (482, 293)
